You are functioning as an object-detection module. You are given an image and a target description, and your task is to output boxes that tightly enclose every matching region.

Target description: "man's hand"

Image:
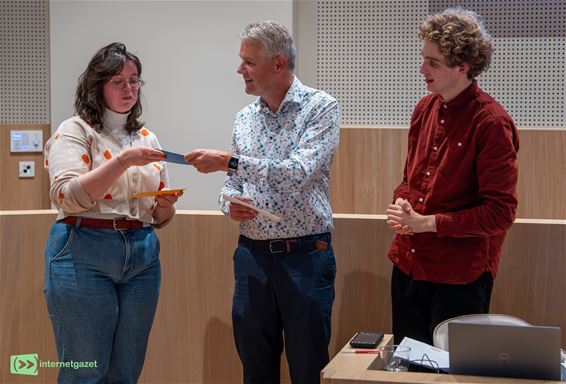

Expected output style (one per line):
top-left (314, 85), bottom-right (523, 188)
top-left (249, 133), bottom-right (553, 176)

top-left (387, 198), bottom-right (414, 235)
top-left (184, 149), bottom-right (231, 174)
top-left (386, 198), bottom-right (437, 234)
top-left (228, 196), bottom-right (258, 222)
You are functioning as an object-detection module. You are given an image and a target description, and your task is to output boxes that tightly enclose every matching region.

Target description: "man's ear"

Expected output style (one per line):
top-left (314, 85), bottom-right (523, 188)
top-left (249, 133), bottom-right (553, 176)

top-left (274, 55), bottom-right (288, 73)
top-left (458, 63), bottom-right (470, 75)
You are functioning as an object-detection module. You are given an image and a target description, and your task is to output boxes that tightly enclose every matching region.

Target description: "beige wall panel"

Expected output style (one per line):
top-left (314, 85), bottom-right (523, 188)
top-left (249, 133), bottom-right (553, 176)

top-left (330, 216), bottom-right (395, 352)
top-left (517, 130), bottom-right (566, 219)
top-left (493, 220), bottom-right (566, 328)
top-left (2, 126), bottom-right (563, 218)
top-left (0, 125), bottom-right (51, 210)
top-left (143, 214), bottom-right (244, 383)
top-left (1, 212), bottom-right (564, 383)
top-left (331, 128), bottom-right (566, 219)
top-left (330, 129), bottom-right (407, 215)
top-left (0, 212), bottom-right (58, 383)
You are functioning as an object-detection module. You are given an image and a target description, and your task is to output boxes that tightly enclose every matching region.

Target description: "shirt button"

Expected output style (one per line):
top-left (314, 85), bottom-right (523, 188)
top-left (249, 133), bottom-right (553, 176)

top-left (411, 248), bottom-right (416, 253)
top-left (443, 104), bottom-right (448, 109)
top-left (458, 142), bottom-right (462, 147)
top-left (440, 119), bottom-right (445, 124)
top-left (426, 171), bottom-right (431, 176)
top-left (418, 197), bottom-right (424, 202)
top-left (433, 146), bottom-right (438, 151)
top-left (130, 208), bottom-right (137, 216)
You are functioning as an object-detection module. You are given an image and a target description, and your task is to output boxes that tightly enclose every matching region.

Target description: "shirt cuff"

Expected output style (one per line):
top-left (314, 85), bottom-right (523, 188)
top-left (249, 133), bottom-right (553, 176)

top-left (68, 178), bottom-right (95, 210)
top-left (435, 213), bottom-right (454, 237)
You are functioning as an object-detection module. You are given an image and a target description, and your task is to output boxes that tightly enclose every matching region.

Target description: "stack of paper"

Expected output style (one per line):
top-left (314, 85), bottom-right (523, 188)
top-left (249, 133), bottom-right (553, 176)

top-left (398, 337), bottom-right (450, 372)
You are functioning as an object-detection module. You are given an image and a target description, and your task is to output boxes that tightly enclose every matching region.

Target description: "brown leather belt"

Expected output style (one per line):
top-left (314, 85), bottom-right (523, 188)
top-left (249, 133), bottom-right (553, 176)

top-left (239, 233), bottom-right (330, 254)
top-left (61, 216), bottom-right (145, 230)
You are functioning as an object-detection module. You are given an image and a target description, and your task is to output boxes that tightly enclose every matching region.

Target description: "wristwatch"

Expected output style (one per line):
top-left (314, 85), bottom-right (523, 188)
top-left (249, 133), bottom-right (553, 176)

top-left (227, 156), bottom-right (239, 176)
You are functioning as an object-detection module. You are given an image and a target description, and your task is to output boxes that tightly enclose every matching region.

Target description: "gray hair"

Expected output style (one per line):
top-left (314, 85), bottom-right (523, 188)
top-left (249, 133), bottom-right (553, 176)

top-left (240, 20), bottom-right (296, 71)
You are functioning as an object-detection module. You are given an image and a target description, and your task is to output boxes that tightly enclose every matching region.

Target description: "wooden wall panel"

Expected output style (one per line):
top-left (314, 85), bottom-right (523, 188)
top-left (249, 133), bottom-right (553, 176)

top-left (1, 125), bottom-right (563, 219)
top-left (493, 220), bottom-right (566, 328)
top-left (517, 131), bottom-right (566, 219)
top-left (330, 128), bottom-right (407, 215)
top-left (331, 128), bottom-right (566, 219)
top-left (330, 215), bottom-right (395, 353)
top-left (143, 213), bottom-right (244, 383)
top-left (1, 211), bottom-right (564, 383)
top-left (0, 211), bottom-right (58, 383)
top-left (0, 124), bottom-right (51, 210)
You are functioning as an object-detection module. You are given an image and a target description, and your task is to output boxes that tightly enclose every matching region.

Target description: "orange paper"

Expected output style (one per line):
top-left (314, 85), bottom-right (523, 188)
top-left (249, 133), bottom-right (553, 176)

top-left (130, 188), bottom-right (185, 198)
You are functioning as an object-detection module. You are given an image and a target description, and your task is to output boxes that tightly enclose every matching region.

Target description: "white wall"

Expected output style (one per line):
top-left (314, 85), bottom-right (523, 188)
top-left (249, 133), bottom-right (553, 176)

top-left (50, 0), bottom-right (292, 210)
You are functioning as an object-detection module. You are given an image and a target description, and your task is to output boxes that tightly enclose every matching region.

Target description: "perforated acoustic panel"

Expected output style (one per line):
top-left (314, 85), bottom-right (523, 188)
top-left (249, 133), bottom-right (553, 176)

top-left (0, 0), bottom-right (50, 123)
top-left (317, 0), bottom-right (566, 128)
top-left (430, 1), bottom-right (566, 129)
top-left (317, 1), bottom-right (427, 126)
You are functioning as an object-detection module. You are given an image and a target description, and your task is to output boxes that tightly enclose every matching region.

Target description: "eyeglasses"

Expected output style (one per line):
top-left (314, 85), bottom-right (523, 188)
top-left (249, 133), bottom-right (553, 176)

top-left (107, 77), bottom-right (145, 90)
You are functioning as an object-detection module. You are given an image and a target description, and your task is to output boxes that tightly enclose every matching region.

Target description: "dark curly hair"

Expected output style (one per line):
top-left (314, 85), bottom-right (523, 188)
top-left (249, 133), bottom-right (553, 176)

top-left (419, 8), bottom-right (492, 79)
top-left (74, 42), bottom-right (144, 132)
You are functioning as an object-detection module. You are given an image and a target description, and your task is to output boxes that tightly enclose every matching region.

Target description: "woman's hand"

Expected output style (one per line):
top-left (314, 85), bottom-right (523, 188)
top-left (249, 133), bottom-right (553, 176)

top-left (117, 146), bottom-right (165, 169)
top-left (153, 189), bottom-right (183, 226)
top-left (154, 189), bottom-right (183, 209)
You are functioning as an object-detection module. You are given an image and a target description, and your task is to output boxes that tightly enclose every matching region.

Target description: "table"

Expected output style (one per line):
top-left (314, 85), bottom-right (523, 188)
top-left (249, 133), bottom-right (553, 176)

top-left (321, 334), bottom-right (563, 384)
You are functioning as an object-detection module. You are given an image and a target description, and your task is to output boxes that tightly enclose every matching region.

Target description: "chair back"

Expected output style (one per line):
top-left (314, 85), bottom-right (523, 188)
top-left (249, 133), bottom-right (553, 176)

top-left (433, 314), bottom-right (530, 351)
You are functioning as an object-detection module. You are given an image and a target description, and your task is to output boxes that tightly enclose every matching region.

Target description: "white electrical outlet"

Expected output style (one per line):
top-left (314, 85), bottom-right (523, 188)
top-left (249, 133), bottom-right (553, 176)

top-left (19, 161), bottom-right (35, 178)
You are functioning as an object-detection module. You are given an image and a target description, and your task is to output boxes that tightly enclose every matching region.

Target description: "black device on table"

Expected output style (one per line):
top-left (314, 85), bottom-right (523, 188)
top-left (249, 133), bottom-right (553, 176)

top-left (349, 331), bottom-right (384, 348)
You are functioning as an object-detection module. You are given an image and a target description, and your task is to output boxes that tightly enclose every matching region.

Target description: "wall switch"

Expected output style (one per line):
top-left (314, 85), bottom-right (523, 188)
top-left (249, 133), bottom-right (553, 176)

top-left (19, 161), bottom-right (35, 178)
top-left (11, 130), bottom-right (44, 152)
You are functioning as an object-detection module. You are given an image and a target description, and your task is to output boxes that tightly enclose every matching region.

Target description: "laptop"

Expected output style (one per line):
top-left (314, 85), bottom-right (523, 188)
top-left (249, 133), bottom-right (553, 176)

top-left (449, 322), bottom-right (561, 380)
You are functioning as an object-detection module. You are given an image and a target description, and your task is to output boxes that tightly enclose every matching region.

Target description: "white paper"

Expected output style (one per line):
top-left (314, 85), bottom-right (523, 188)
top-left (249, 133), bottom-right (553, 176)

top-left (222, 194), bottom-right (281, 221)
top-left (398, 337), bottom-right (450, 370)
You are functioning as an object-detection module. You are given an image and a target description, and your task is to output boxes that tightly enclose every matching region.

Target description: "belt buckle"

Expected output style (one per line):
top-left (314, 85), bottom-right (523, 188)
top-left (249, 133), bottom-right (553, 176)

top-left (269, 239), bottom-right (296, 253)
top-left (112, 217), bottom-right (128, 231)
top-left (269, 240), bottom-right (285, 254)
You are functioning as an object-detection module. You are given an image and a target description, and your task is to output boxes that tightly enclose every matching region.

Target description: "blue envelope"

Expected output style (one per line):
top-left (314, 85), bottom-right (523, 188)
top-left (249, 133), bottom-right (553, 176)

top-left (161, 150), bottom-right (189, 165)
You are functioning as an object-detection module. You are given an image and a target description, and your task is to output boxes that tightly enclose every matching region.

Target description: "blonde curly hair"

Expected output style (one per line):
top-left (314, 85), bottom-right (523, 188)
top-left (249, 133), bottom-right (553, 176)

top-left (419, 8), bottom-right (492, 79)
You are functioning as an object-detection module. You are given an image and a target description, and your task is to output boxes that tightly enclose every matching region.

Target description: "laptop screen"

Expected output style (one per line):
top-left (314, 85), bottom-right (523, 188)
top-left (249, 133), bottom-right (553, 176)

top-left (448, 322), bottom-right (561, 381)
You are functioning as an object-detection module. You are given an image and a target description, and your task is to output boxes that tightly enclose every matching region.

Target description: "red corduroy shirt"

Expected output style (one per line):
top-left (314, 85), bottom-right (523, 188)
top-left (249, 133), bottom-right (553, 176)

top-left (388, 81), bottom-right (519, 284)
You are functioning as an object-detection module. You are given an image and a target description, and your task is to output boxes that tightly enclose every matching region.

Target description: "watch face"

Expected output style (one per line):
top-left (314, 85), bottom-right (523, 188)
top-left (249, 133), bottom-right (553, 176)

top-left (229, 157), bottom-right (239, 171)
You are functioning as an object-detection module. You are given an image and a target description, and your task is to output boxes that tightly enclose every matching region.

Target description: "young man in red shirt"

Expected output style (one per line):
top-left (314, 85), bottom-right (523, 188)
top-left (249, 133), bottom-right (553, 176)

top-left (386, 8), bottom-right (519, 345)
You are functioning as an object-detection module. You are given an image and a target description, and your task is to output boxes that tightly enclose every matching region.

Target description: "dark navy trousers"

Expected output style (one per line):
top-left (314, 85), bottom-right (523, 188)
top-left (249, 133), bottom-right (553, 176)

top-left (232, 232), bottom-right (335, 384)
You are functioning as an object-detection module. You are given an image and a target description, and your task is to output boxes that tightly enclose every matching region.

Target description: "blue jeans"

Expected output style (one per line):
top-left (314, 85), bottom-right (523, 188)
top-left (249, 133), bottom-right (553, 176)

top-left (232, 233), bottom-right (336, 384)
top-left (44, 221), bottom-right (161, 384)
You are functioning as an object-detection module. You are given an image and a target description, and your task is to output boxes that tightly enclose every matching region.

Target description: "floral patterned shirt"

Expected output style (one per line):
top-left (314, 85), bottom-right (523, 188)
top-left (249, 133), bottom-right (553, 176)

top-left (44, 109), bottom-right (169, 225)
top-left (220, 77), bottom-right (340, 240)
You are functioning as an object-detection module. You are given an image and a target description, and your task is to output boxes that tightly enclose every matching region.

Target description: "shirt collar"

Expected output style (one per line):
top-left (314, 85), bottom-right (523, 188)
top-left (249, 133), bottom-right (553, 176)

top-left (439, 80), bottom-right (479, 112)
top-left (256, 76), bottom-right (303, 115)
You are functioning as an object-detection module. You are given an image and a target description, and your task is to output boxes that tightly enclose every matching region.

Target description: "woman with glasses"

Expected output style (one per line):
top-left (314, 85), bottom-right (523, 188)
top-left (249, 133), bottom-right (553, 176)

top-left (43, 42), bottom-right (181, 383)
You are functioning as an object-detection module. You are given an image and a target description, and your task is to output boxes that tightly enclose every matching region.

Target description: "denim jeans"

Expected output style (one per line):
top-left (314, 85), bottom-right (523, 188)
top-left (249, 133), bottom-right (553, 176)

top-left (44, 220), bottom-right (161, 384)
top-left (232, 233), bottom-right (336, 384)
